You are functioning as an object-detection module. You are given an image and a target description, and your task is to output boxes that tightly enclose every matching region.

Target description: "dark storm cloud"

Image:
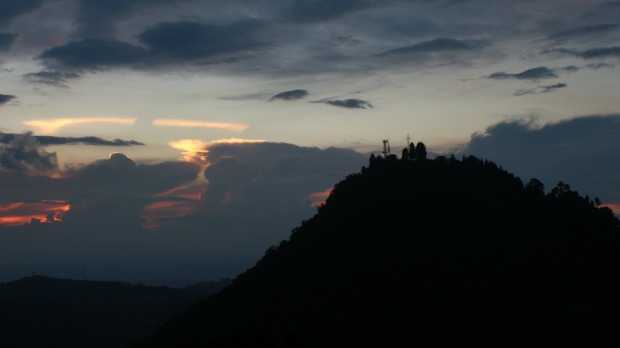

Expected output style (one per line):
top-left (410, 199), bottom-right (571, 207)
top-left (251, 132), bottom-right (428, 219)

top-left (319, 98), bottom-right (373, 109)
top-left (0, 133), bottom-right (58, 174)
top-left (463, 115), bottom-right (620, 202)
top-left (0, 133), bottom-right (144, 147)
top-left (23, 71), bottom-right (81, 88)
top-left (0, 0), bottom-right (45, 25)
top-left (547, 24), bottom-right (619, 41)
top-left (514, 83), bottom-right (567, 97)
top-left (0, 94), bottom-right (16, 105)
top-left (488, 66), bottom-right (558, 81)
top-left (0, 33), bottom-right (17, 51)
top-left (269, 89), bottom-right (309, 101)
top-left (378, 38), bottom-right (481, 58)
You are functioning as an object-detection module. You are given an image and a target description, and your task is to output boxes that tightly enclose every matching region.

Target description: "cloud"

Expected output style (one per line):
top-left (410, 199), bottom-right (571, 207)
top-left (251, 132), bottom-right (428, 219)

top-left (488, 66), bottom-right (558, 81)
top-left (219, 93), bottom-right (271, 101)
top-left (0, 133), bottom-right (144, 147)
top-left (281, 0), bottom-right (375, 23)
top-left (204, 138), bottom-right (266, 146)
top-left (38, 19), bottom-right (266, 74)
top-left (269, 89), bottom-right (309, 101)
top-left (23, 71), bottom-right (81, 88)
top-left (169, 139), bottom-right (210, 163)
top-left (0, 133), bottom-right (59, 175)
top-left (0, 33), bottom-right (17, 51)
top-left (317, 98), bottom-right (373, 109)
top-left (514, 83), bottom-right (567, 97)
top-left (39, 39), bottom-right (148, 71)
top-left (0, 201), bottom-right (70, 226)
top-left (547, 24), bottom-right (619, 41)
top-left (23, 117), bottom-right (137, 134)
top-left (0, 0), bottom-right (45, 25)
top-left (0, 143), bottom-right (366, 285)
top-left (74, 0), bottom-right (179, 38)
top-left (0, 94), bottom-right (16, 106)
top-left (547, 47), bottom-right (620, 59)
top-left (153, 119), bottom-right (249, 132)
top-left (463, 115), bottom-right (620, 202)
top-left (169, 138), bottom-right (266, 162)
top-left (139, 20), bottom-right (265, 61)
top-left (378, 38), bottom-right (483, 57)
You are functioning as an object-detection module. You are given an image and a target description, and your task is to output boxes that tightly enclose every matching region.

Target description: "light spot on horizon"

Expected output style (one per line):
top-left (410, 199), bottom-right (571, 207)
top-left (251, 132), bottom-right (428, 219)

top-left (169, 139), bottom-right (210, 163)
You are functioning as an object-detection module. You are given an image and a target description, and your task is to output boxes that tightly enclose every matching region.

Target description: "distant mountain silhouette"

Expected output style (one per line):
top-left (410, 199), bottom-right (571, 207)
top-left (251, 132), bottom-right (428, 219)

top-left (0, 276), bottom-right (229, 348)
top-left (136, 150), bottom-right (620, 347)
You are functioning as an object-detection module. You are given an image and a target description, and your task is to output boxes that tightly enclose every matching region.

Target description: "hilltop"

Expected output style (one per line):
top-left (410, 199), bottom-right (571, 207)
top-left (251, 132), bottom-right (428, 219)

top-left (134, 146), bottom-right (620, 347)
top-left (134, 147), bottom-right (620, 347)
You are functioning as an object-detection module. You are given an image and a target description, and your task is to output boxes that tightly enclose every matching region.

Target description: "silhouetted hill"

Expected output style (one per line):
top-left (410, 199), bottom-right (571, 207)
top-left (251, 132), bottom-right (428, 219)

top-left (137, 154), bottom-right (620, 347)
top-left (0, 276), bottom-right (229, 348)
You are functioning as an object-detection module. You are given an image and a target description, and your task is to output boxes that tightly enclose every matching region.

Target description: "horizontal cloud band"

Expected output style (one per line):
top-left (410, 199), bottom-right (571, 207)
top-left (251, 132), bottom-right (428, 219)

top-left (153, 119), bottom-right (249, 132)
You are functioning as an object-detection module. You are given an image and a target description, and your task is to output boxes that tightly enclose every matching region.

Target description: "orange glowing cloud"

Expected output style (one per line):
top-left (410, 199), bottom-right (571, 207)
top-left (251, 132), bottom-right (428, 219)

top-left (141, 200), bottom-right (198, 230)
top-left (23, 117), bottom-right (136, 134)
top-left (0, 201), bottom-right (71, 227)
top-left (204, 138), bottom-right (266, 146)
top-left (309, 187), bottom-right (333, 208)
top-left (153, 119), bottom-right (249, 132)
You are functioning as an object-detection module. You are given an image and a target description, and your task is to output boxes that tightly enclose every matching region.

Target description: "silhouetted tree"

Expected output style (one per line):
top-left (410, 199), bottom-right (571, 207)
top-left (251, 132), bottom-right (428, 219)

top-left (415, 142), bottom-right (427, 160)
top-left (550, 181), bottom-right (571, 198)
top-left (402, 148), bottom-right (409, 161)
top-left (408, 142), bottom-right (416, 160)
top-left (525, 178), bottom-right (545, 197)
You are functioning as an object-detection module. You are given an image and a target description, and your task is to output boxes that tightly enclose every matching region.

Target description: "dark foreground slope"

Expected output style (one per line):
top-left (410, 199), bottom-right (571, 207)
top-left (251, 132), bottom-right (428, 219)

top-left (139, 155), bottom-right (620, 347)
top-left (0, 276), bottom-right (228, 348)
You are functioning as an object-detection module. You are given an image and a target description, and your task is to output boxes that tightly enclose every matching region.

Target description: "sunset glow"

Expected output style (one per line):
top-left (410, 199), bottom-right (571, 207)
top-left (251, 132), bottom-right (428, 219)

top-left (309, 188), bottom-right (333, 208)
top-left (141, 200), bottom-right (199, 230)
top-left (603, 203), bottom-right (620, 216)
top-left (0, 201), bottom-right (71, 227)
top-left (169, 139), bottom-right (210, 163)
top-left (23, 117), bottom-right (136, 134)
top-left (143, 141), bottom-right (212, 229)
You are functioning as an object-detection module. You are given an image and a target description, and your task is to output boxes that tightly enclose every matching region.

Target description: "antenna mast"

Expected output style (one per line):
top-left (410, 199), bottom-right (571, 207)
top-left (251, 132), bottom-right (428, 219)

top-left (382, 140), bottom-right (391, 157)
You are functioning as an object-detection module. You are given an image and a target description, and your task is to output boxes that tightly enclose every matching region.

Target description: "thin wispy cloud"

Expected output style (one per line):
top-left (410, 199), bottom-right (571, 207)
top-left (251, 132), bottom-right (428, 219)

top-left (153, 119), bottom-right (249, 132)
top-left (23, 117), bottom-right (136, 134)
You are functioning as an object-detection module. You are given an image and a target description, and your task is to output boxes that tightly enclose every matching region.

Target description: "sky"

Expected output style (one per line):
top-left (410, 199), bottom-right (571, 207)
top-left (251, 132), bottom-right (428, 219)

top-left (1, 0), bottom-right (620, 157)
top-left (1, 0), bottom-right (620, 285)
